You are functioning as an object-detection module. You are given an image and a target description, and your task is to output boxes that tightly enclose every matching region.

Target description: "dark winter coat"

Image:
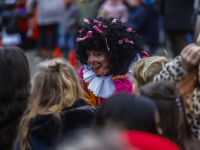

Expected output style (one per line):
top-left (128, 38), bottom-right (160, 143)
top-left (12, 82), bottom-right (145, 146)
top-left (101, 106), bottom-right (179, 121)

top-left (0, 10), bottom-right (21, 34)
top-left (0, 8), bottom-right (31, 34)
top-left (163, 0), bottom-right (194, 31)
top-left (127, 3), bottom-right (159, 47)
top-left (14, 99), bottom-right (98, 150)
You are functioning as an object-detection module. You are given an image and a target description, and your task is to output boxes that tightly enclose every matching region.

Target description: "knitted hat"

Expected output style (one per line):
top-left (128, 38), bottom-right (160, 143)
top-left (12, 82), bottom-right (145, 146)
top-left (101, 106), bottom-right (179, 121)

top-left (142, 0), bottom-right (155, 4)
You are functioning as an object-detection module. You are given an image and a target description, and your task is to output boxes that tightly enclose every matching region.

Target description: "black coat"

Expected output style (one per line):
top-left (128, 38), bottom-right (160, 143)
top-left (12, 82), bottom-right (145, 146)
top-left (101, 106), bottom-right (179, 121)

top-left (163, 0), bottom-right (194, 31)
top-left (0, 10), bottom-right (20, 34)
top-left (127, 3), bottom-right (159, 47)
top-left (14, 99), bottom-right (98, 150)
top-left (0, 9), bottom-right (30, 34)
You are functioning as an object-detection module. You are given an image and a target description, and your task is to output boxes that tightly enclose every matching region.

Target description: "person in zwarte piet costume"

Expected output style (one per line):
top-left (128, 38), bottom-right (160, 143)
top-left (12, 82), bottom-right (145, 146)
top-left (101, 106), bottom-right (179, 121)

top-left (76, 17), bottom-right (149, 106)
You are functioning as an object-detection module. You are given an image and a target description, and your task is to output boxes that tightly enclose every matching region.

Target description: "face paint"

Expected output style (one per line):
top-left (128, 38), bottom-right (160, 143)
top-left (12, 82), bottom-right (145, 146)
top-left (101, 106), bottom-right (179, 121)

top-left (86, 50), bottom-right (112, 77)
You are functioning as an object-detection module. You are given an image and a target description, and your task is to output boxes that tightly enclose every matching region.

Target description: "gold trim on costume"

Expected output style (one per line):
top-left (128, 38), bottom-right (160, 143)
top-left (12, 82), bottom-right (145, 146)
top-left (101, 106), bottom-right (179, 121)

top-left (98, 97), bottom-right (101, 105)
top-left (86, 82), bottom-right (97, 106)
top-left (111, 73), bottom-right (129, 81)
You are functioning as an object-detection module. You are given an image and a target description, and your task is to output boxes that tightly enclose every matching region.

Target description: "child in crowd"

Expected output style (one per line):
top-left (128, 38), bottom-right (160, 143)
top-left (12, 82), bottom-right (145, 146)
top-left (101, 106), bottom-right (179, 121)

top-left (94, 93), bottom-right (162, 135)
top-left (140, 81), bottom-right (200, 150)
top-left (60, 0), bottom-right (79, 59)
top-left (76, 17), bottom-right (148, 106)
top-left (0, 46), bottom-right (30, 150)
top-left (15, 58), bottom-right (97, 150)
top-left (153, 44), bottom-right (200, 140)
top-left (98, 0), bottom-right (128, 22)
top-left (132, 56), bottom-right (169, 94)
top-left (126, 0), bottom-right (159, 55)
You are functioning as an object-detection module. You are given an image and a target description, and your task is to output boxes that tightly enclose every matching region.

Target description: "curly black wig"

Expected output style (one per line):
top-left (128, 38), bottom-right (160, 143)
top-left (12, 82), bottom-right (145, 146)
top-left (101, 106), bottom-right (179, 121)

top-left (76, 17), bottom-right (143, 72)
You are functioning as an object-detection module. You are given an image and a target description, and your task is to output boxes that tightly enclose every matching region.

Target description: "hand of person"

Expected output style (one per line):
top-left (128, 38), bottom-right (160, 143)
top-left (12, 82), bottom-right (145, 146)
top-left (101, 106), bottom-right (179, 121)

top-left (181, 44), bottom-right (200, 71)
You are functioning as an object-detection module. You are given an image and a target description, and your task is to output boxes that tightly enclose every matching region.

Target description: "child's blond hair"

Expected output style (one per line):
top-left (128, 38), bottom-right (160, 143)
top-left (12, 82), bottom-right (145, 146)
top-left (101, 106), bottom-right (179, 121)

top-left (132, 56), bottom-right (169, 88)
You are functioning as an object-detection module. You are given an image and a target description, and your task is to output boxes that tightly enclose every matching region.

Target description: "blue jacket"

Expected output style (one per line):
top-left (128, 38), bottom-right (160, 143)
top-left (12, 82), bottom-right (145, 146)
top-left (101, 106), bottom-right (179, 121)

top-left (127, 3), bottom-right (159, 47)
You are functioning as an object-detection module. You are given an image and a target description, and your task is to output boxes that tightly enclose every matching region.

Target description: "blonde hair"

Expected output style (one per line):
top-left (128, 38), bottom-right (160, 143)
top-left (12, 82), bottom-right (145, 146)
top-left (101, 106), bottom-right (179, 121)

top-left (132, 56), bottom-right (169, 88)
top-left (16, 58), bottom-right (82, 150)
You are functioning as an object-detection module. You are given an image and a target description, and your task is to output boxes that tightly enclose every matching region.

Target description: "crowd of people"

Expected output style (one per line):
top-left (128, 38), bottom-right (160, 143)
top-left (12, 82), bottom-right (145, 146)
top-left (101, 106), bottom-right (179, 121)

top-left (0, 0), bottom-right (197, 57)
top-left (1, 0), bottom-right (200, 150)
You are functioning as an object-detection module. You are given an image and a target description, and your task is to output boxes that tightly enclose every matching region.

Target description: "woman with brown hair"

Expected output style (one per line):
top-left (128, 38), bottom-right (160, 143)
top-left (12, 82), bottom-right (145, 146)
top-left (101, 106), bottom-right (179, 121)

top-left (140, 81), bottom-right (200, 150)
top-left (15, 58), bottom-right (97, 150)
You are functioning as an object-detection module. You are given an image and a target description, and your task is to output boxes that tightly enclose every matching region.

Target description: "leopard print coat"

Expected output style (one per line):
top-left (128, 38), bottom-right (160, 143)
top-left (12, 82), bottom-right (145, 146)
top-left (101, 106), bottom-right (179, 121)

top-left (154, 56), bottom-right (200, 140)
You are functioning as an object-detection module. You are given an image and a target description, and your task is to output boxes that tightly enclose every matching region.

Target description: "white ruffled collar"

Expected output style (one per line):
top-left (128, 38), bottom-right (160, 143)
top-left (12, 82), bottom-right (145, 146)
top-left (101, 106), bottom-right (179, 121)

top-left (83, 53), bottom-right (141, 98)
top-left (83, 65), bottom-right (115, 99)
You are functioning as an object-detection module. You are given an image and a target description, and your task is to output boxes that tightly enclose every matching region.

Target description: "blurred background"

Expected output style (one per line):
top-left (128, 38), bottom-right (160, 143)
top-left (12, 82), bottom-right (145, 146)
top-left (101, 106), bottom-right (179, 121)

top-left (0, 0), bottom-right (199, 79)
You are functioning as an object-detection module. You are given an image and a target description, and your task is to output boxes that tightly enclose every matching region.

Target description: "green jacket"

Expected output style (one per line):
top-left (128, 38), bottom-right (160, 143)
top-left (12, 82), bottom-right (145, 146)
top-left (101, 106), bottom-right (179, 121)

top-left (78, 0), bottom-right (99, 26)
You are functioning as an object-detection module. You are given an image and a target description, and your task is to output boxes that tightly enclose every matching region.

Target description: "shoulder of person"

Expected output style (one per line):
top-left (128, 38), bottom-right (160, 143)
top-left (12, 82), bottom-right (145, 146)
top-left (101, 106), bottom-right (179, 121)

top-left (29, 99), bottom-right (96, 129)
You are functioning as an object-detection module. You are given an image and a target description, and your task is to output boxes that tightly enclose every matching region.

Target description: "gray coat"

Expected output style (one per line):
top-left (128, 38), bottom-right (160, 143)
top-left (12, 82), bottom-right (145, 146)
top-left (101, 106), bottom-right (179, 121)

top-left (26, 0), bottom-right (64, 25)
top-left (61, 3), bottom-right (79, 33)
